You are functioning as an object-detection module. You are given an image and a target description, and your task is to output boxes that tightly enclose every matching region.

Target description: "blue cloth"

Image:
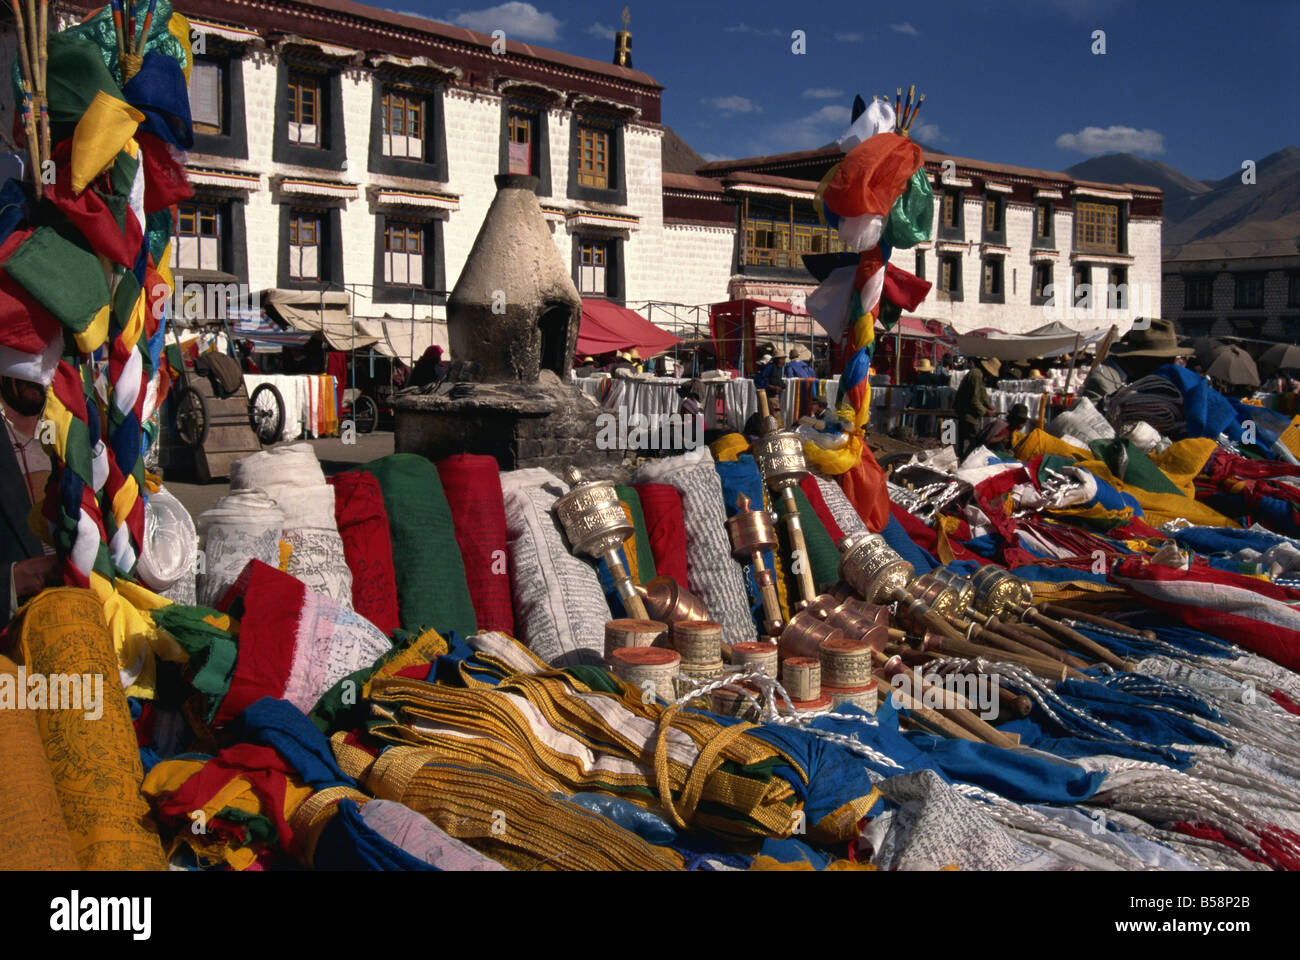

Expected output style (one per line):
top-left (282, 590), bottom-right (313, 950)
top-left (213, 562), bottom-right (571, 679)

top-left (784, 360), bottom-right (817, 379)
top-left (566, 793), bottom-right (679, 845)
top-left (1155, 365), bottom-right (1242, 441)
top-left (1174, 525), bottom-right (1287, 557)
top-left (882, 512), bottom-right (935, 573)
top-left (715, 457), bottom-right (779, 631)
top-left (1000, 717), bottom-right (1193, 768)
top-left (901, 731), bottom-right (1105, 803)
top-left (122, 51), bottom-right (194, 149)
top-left (0, 178), bottom-right (29, 245)
top-left (1231, 399), bottom-right (1291, 455)
top-left (231, 697), bottom-right (356, 789)
top-left (313, 799), bottom-right (439, 871)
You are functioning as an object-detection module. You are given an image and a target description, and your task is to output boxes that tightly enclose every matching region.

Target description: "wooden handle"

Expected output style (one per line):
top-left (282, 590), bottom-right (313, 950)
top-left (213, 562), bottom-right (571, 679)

top-left (973, 611), bottom-right (1091, 670)
top-left (1041, 603), bottom-right (1155, 641)
top-left (606, 555), bottom-right (649, 620)
top-left (781, 488), bottom-right (818, 605)
top-left (757, 389), bottom-right (770, 419)
top-left (1024, 609), bottom-right (1129, 671)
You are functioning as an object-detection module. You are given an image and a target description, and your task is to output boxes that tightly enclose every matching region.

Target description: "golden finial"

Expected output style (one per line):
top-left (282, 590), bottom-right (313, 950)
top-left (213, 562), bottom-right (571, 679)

top-left (621, 6), bottom-right (631, 29)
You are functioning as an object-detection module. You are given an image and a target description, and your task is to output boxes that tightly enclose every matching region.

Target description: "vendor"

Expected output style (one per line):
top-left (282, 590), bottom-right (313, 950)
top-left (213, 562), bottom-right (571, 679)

top-left (784, 345), bottom-right (817, 379)
top-left (1083, 318), bottom-right (1190, 404)
top-left (1, 375), bottom-right (60, 618)
top-left (754, 347), bottom-right (786, 388)
top-left (955, 356), bottom-right (998, 456)
top-left (574, 356), bottom-right (598, 378)
top-left (970, 402), bottom-right (1030, 456)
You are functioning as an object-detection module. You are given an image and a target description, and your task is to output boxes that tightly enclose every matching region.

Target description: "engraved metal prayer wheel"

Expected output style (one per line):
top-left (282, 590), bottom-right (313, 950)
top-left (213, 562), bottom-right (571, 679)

top-left (554, 466), bottom-right (648, 619)
top-left (907, 572), bottom-right (970, 623)
top-left (636, 576), bottom-right (709, 626)
top-left (969, 564), bottom-right (1035, 620)
top-left (838, 534), bottom-right (914, 605)
top-left (725, 493), bottom-right (783, 637)
top-left (754, 417), bottom-right (817, 607)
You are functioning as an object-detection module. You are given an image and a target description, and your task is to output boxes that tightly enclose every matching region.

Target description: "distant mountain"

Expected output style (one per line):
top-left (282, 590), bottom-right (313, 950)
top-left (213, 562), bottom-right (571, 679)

top-left (662, 126), bottom-right (706, 175)
top-left (1067, 148), bottom-right (1300, 259)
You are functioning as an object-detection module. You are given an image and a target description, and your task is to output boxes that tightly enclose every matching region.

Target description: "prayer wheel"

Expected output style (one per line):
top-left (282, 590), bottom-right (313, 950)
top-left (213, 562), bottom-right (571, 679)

top-left (824, 680), bottom-right (878, 713)
top-left (838, 534), bottom-right (914, 605)
top-left (731, 641), bottom-right (779, 678)
top-left (779, 607), bottom-right (846, 661)
top-left (725, 493), bottom-right (784, 636)
top-left (753, 417), bottom-right (818, 607)
top-left (609, 647), bottom-right (679, 702)
top-left (782, 657), bottom-right (821, 701)
top-left (671, 620), bottom-right (723, 665)
top-left (968, 564), bottom-right (1035, 620)
top-left (636, 576), bottom-right (709, 626)
top-left (553, 467), bottom-right (649, 619)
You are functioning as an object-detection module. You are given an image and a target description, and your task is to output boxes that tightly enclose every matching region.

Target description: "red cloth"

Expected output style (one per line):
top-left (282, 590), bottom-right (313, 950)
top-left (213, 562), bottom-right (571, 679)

top-left (435, 454), bottom-right (514, 636)
top-left (328, 471), bottom-right (401, 635)
top-left (799, 475), bottom-right (845, 543)
top-left (0, 228), bottom-right (61, 353)
top-left (327, 351), bottom-right (348, 418)
top-left (1172, 821), bottom-right (1300, 872)
top-left (136, 131), bottom-right (193, 215)
top-left (823, 133), bottom-right (923, 218)
top-left (634, 483), bottom-right (690, 586)
top-left (836, 452), bottom-right (890, 533)
top-left (1270, 688), bottom-right (1300, 716)
top-left (214, 561), bottom-right (304, 726)
top-left (577, 299), bottom-right (680, 359)
top-left (44, 140), bottom-right (143, 268)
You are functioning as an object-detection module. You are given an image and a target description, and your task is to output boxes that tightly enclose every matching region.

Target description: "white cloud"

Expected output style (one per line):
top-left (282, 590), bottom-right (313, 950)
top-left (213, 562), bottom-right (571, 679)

top-left (1055, 125), bottom-right (1165, 155)
top-left (802, 87), bottom-right (844, 100)
top-left (701, 152), bottom-right (732, 163)
top-left (834, 31), bottom-right (862, 42)
top-left (910, 122), bottom-right (945, 144)
top-left (450, 3), bottom-right (563, 43)
top-left (704, 95), bottom-right (762, 116)
top-left (586, 22), bottom-right (616, 40)
top-left (890, 22), bottom-right (920, 36)
top-left (786, 104), bottom-right (851, 146)
top-left (725, 23), bottom-right (785, 36)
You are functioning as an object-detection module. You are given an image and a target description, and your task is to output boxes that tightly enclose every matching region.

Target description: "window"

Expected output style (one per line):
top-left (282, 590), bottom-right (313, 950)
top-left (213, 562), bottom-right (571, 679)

top-left (1234, 273), bottom-right (1265, 309)
top-left (578, 240), bottom-right (607, 295)
top-left (380, 88), bottom-right (423, 160)
top-left (508, 110), bottom-right (534, 175)
top-left (190, 60), bottom-right (223, 134)
top-left (941, 191), bottom-right (958, 229)
top-left (1108, 267), bottom-right (1128, 310)
top-left (576, 126), bottom-right (609, 189)
top-left (981, 257), bottom-right (1004, 302)
top-left (983, 196), bottom-right (1003, 235)
top-left (914, 250), bottom-right (925, 281)
top-left (171, 202), bottom-right (221, 272)
top-left (1032, 262), bottom-right (1053, 303)
top-left (1184, 275), bottom-right (1214, 311)
top-left (288, 211), bottom-right (322, 280)
top-left (1289, 273), bottom-right (1300, 308)
top-left (287, 71), bottom-right (321, 147)
top-left (383, 221), bottom-right (425, 286)
top-left (1074, 265), bottom-right (1091, 308)
top-left (1034, 202), bottom-right (1053, 243)
top-left (1075, 201), bottom-right (1119, 253)
top-left (938, 255), bottom-right (962, 300)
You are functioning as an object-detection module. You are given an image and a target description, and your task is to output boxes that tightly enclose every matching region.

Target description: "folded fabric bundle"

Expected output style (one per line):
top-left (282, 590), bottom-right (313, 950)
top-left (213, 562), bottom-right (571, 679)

top-left (633, 482), bottom-right (690, 585)
top-left (814, 474), bottom-right (868, 540)
top-left (327, 471), bottom-right (400, 636)
top-left (615, 484), bottom-right (658, 585)
top-left (633, 450), bottom-right (755, 650)
top-left (136, 484), bottom-right (197, 604)
top-left (0, 654), bottom-right (81, 869)
top-left (212, 561), bottom-right (392, 727)
top-left (344, 798), bottom-right (507, 871)
top-left (11, 589), bottom-right (166, 869)
top-left (195, 490), bottom-right (285, 607)
top-left (436, 454), bottom-right (515, 636)
top-left (230, 444), bottom-right (353, 607)
top-left (360, 454), bottom-right (477, 637)
top-left (500, 468), bottom-right (610, 666)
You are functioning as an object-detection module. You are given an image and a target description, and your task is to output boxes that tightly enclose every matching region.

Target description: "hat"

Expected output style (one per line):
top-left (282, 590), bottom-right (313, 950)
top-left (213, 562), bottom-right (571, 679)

top-left (789, 344), bottom-right (811, 362)
top-left (1111, 318), bottom-right (1193, 359)
top-left (1008, 403), bottom-right (1030, 422)
top-left (1028, 368), bottom-right (1045, 380)
top-left (772, 347), bottom-right (788, 360)
top-left (627, 347), bottom-right (641, 361)
top-left (914, 358), bottom-right (934, 373)
top-left (759, 353), bottom-right (772, 365)
top-left (581, 356), bottom-right (594, 363)
top-left (977, 357), bottom-right (1001, 376)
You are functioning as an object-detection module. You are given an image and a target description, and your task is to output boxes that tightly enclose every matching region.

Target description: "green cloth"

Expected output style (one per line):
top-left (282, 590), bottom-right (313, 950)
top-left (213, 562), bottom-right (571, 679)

top-left (773, 486), bottom-right (842, 597)
top-left (615, 484), bottom-right (657, 583)
top-left (152, 605), bottom-right (238, 722)
top-left (359, 454), bottom-right (478, 638)
top-left (883, 168), bottom-right (934, 249)
top-left (1088, 439), bottom-right (1184, 496)
top-left (2, 225), bottom-right (110, 333)
top-left (35, 35), bottom-right (122, 137)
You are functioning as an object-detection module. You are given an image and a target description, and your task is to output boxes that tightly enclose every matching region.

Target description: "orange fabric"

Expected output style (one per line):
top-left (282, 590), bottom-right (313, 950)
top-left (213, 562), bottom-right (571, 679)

top-left (822, 133), bottom-right (924, 219)
top-left (836, 450), bottom-right (891, 532)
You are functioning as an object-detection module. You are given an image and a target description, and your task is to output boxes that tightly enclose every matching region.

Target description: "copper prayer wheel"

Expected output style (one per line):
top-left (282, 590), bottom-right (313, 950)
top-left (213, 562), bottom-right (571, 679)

top-left (754, 418), bottom-right (818, 607)
top-left (838, 534), bottom-right (914, 605)
top-left (636, 576), bottom-right (709, 626)
top-left (725, 493), bottom-right (783, 636)
top-left (823, 600), bottom-right (889, 652)
top-left (779, 607), bottom-right (845, 661)
top-left (969, 564), bottom-right (1035, 619)
top-left (554, 467), bottom-right (648, 619)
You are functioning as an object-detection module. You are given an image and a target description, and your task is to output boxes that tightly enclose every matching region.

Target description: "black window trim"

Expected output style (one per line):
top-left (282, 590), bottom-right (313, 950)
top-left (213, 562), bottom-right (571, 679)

top-left (368, 73), bottom-right (449, 182)
top-left (1030, 260), bottom-right (1053, 306)
top-left (277, 204), bottom-right (344, 290)
top-left (570, 233), bottom-right (624, 302)
top-left (272, 58), bottom-right (347, 171)
top-left (938, 252), bottom-right (963, 302)
top-left (499, 98), bottom-right (553, 198)
top-left (170, 195), bottom-right (249, 285)
top-left (568, 114), bottom-right (626, 206)
top-left (1031, 200), bottom-right (1055, 250)
top-left (1233, 271), bottom-right (1266, 310)
top-left (190, 45), bottom-right (248, 160)
top-left (371, 210), bottom-right (447, 305)
top-left (938, 188), bottom-right (964, 241)
top-left (981, 191), bottom-right (1005, 246)
top-left (1183, 273), bottom-right (1215, 312)
top-left (979, 255), bottom-right (1005, 304)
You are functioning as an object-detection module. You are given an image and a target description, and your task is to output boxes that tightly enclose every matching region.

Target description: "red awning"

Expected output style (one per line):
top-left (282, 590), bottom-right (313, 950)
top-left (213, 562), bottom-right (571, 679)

top-left (711, 298), bottom-right (808, 316)
top-left (577, 299), bottom-right (681, 359)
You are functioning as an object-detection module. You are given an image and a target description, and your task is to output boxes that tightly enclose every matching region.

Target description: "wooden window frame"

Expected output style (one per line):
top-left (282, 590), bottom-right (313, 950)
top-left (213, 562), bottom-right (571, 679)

top-left (1184, 275), bottom-right (1214, 311)
top-left (380, 87), bottom-right (425, 161)
top-left (1075, 201), bottom-right (1119, 254)
top-left (576, 125), bottom-right (610, 190)
top-left (288, 210), bottom-right (322, 281)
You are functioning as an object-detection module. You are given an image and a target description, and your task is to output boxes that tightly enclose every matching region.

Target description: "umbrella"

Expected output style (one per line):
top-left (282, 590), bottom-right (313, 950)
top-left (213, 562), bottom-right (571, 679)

top-left (1204, 344), bottom-right (1259, 388)
top-left (1190, 337), bottom-right (1226, 364)
top-left (1258, 342), bottom-right (1300, 377)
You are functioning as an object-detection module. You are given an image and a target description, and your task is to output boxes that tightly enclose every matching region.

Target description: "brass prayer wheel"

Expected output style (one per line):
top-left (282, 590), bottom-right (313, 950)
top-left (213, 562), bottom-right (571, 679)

top-left (725, 493), bottom-right (783, 636)
top-left (838, 534), bottom-right (914, 605)
top-left (779, 607), bottom-right (845, 661)
top-left (554, 467), bottom-right (648, 619)
top-left (907, 572), bottom-right (969, 623)
top-left (928, 566), bottom-right (977, 611)
top-left (636, 576), bottom-right (709, 625)
top-left (754, 418), bottom-right (818, 607)
top-left (969, 564), bottom-right (1035, 619)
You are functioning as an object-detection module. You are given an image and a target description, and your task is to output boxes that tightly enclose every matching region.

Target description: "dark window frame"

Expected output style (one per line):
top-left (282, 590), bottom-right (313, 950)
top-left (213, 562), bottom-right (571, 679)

top-left (1073, 264), bottom-right (1092, 309)
top-left (937, 253), bottom-right (963, 302)
top-left (938, 188), bottom-right (964, 241)
top-left (979, 256), bottom-right (1005, 304)
top-left (371, 211), bottom-right (446, 305)
top-left (277, 204), bottom-right (344, 290)
top-left (1032, 201), bottom-right (1054, 249)
top-left (571, 234), bottom-right (624, 302)
top-left (914, 249), bottom-right (925, 281)
top-left (1031, 261), bottom-right (1053, 306)
top-left (567, 114), bottom-right (626, 206)
top-left (272, 58), bottom-right (346, 170)
top-left (1108, 266), bottom-right (1129, 310)
top-left (190, 45), bottom-right (248, 160)
top-left (368, 74), bottom-right (449, 182)
top-left (499, 99), bottom-right (552, 196)
top-left (1288, 272), bottom-right (1300, 309)
top-left (169, 196), bottom-right (248, 284)
top-left (1234, 272), bottom-right (1266, 310)
top-left (981, 193), bottom-right (1005, 246)
top-left (1184, 274), bottom-right (1214, 311)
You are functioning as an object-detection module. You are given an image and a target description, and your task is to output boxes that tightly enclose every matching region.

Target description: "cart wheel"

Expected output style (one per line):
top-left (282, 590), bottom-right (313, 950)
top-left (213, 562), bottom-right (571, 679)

top-left (174, 386), bottom-right (209, 447)
top-left (353, 394), bottom-right (379, 435)
top-left (249, 383), bottom-right (286, 445)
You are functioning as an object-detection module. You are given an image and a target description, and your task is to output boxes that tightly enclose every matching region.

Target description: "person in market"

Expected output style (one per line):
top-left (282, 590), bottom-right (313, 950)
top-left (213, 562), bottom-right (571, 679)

top-left (954, 356), bottom-right (999, 456)
top-left (743, 377), bottom-right (785, 437)
top-left (969, 402), bottom-right (1030, 457)
top-left (783, 345), bottom-right (817, 379)
top-left (1, 375), bottom-right (61, 619)
top-left (574, 355), bottom-right (598, 378)
top-left (912, 357), bottom-right (944, 437)
top-left (1082, 318), bottom-right (1190, 406)
top-left (754, 346), bottom-right (786, 388)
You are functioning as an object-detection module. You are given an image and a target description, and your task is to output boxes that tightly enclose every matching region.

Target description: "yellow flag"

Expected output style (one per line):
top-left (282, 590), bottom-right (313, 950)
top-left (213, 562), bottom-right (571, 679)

top-left (70, 91), bottom-right (144, 194)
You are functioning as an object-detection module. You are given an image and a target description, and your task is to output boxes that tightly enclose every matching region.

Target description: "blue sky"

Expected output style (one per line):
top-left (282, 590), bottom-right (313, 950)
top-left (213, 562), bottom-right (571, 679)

top-left (395, 0), bottom-right (1298, 179)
